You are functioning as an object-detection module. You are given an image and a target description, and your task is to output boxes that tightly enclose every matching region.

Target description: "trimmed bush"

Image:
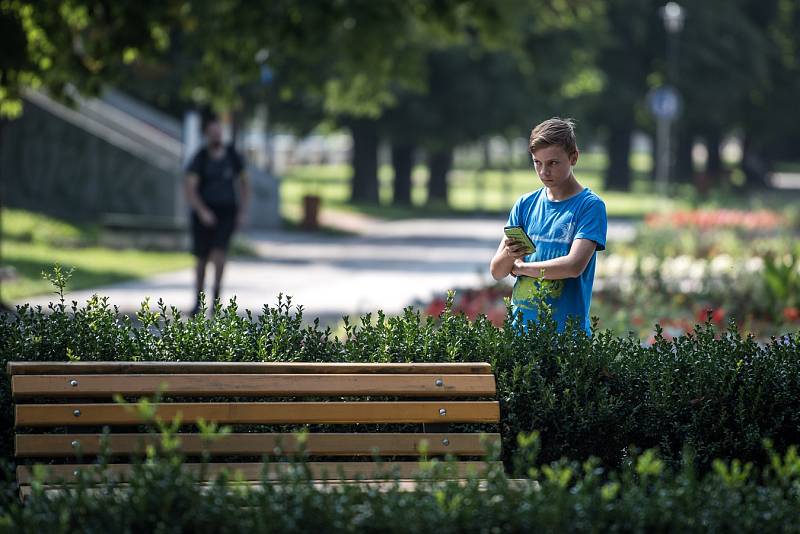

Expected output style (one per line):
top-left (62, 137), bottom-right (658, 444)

top-left (2, 270), bottom-right (800, 469)
top-left (2, 439), bottom-right (800, 532)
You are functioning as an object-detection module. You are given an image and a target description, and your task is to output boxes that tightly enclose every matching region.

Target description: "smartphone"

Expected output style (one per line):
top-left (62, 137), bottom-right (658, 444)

top-left (503, 225), bottom-right (536, 254)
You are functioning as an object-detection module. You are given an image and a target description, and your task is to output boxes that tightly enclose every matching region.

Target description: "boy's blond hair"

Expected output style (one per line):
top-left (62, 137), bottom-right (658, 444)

top-left (529, 117), bottom-right (578, 156)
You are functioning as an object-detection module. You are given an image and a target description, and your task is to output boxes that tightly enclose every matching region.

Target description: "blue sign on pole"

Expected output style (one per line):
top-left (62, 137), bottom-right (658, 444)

top-left (260, 65), bottom-right (274, 86)
top-left (648, 85), bottom-right (681, 120)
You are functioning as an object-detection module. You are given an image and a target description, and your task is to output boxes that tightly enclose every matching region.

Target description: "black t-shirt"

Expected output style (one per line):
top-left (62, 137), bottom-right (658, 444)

top-left (186, 145), bottom-right (244, 208)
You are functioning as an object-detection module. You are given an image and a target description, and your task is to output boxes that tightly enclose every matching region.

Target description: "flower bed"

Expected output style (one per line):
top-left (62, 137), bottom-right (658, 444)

top-left (420, 245), bottom-right (800, 339)
top-left (645, 209), bottom-right (787, 231)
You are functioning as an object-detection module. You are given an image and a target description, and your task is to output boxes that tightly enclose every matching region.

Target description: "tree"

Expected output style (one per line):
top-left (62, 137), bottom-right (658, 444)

top-left (668, 0), bottom-right (774, 189)
top-left (168, 1), bottom-right (524, 205)
top-left (578, 0), bottom-right (663, 192)
top-left (658, 0), bottom-right (800, 191)
top-left (0, 1), bottom-right (187, 310)
top-left (0, 1), bottom-right (185, 117)
top-left (582, 0), bottom-right (800, 194)
top-left (381, 45), bottom-right (529, 205)
top-left (382, 2), bottom-right (605, 206)
top-left (737, 0), bottom-right (800, 188)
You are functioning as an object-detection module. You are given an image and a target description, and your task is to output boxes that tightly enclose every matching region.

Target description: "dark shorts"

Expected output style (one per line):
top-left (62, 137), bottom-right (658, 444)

top-left (191, 205), bottom-right (237, 258)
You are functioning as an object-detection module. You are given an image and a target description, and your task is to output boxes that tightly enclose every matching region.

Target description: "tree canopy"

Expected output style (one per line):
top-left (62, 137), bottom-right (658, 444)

top-left (0, 0), bottom-right (185, 117)
top-left (3, 0), bottom-right (799, 196)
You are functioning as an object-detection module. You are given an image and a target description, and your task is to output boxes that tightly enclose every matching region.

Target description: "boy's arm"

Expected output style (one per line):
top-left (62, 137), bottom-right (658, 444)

top-left (490, 237), bottom-right (529, 280)
top-left (511, 238), bottom-right (597, 280)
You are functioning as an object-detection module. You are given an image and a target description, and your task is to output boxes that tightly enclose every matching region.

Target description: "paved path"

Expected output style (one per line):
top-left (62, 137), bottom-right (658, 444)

top-left (19, 210), bottom-right (635, 325)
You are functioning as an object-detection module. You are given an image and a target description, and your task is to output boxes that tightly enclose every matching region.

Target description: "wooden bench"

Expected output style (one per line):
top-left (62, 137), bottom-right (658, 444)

top-left (9, 361), bottom-right (501, 494)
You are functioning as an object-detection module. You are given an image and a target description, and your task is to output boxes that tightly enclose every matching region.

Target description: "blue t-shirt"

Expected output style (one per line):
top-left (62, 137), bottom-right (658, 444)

top-left (506, 187), bottom-right (607, 334)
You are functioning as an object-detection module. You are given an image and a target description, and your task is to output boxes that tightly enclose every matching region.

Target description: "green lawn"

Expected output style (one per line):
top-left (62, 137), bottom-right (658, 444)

top-left (2, 209), bottom-right (193, 302)
top-left (280, 151), bottom-right (685, 222)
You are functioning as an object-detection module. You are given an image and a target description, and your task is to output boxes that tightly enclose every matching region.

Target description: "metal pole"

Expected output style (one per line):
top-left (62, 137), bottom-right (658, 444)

top-left (666, 31), bottom-right (678, 189)
top-left (656, 117), bottom-right (671, 195)
top-left (178, 110), bottom-right (201, 221)
top-left (660, 2), bottom-right (684, 193)
top-left (264, 105), bottom-right (274, 176)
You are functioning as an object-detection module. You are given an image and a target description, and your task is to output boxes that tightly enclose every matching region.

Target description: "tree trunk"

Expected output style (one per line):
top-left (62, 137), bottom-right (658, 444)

top-left (705, 131), bottom-right (722, 177)
top-left (349, 119), bottom-right (380, 204)
top-left (741, 133), bottom-right (771, 190)
top-left (427, 148), bottom-right (452, 205)
top-left (391, 142), bottom-right (415, 206)
top-left (0, 118), bottom-right (10, 311)
top-left (675, 126), bottom-right (694, 184)
top-left (705, 129), bottom-right (723, 188)
top-left (604, 123), bottom-right (632, 191)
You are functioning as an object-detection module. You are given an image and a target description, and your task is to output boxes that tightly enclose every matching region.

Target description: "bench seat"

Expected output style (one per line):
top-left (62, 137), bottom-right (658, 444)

top-left (8, 361), bottom-right (501, 492)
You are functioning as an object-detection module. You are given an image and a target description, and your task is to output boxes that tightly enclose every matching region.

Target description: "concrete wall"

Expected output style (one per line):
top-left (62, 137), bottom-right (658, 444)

top-left (1, 92), bottom-right (184, 223)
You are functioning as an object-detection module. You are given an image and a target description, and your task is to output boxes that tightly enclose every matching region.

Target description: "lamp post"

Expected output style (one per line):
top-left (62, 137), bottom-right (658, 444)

top-left (651, 2), bottom-right (685, 196)
top-left (661, 2), bottom-right (685, 81)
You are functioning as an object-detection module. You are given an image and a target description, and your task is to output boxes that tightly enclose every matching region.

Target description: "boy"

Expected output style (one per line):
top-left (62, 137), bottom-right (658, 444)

top-left (489, 118), bottom-right (607, 334)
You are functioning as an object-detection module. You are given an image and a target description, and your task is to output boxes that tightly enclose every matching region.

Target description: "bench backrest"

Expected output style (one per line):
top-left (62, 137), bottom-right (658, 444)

top-left (9, 361), bottom-right (500, 486)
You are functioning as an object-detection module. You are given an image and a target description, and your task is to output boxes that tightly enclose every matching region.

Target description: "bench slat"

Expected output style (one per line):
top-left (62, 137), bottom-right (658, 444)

top-left (17, 460), bottom-right (500, 484)
top-left (7, 362), bottom-right (493, 375)
top-left (15, 401), bottom-right (500, 426)
top-left (12, 374), bottom-right (496, 398)
top-left (15, 433), bottom-right (500, 457)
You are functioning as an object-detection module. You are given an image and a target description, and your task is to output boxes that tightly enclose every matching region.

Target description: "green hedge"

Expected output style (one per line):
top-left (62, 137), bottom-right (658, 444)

top-left (2, 442), bottom-right (800, 532)
top-left (2, 271), bottom-right (800, 469)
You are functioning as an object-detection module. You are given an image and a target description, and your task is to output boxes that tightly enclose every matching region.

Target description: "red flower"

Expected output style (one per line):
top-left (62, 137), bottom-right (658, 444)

top-left (696, 308), bottom-right (711, 323)
top-left (783, 307), bottom-right (800, 323)
top-left (487, 307), bottom-right (506, 326)
top-left (425, 298), bottom-right (446, 317)
top-left (696, 307), bottom-right (724, 325)
top-left (646, 209), bottom-right (785, 230)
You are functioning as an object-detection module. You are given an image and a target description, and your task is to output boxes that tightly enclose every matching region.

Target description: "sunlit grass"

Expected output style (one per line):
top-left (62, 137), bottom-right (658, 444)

top-left (2, 209), bottom-right (192, 301)
top-left (280, 151), bottom-right (682, 222)
top-left (2, 241), bottom-right (192, 301)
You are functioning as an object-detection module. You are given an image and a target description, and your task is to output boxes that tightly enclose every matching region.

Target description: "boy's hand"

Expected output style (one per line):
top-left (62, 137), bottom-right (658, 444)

top-left (511, 258), bottom-right (529, 277)
top-left (503, 237), bottom-right (529, 259)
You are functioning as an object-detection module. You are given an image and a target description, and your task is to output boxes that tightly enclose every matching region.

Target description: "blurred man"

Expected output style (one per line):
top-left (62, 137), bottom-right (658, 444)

top-left (184, 115), bottom-right (250, 315)
top-left (490, 118), bottom-right (607, 334)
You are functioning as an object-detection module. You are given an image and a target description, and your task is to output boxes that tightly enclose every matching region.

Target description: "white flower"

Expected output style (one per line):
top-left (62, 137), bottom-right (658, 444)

top-left (622, 257), bottom-right (637, 275)
top-left (664, 255), bottom-right (693, 279)
top-left (745, 257), bottom-right (764, 273)
top-left (640, 256), bottom-right (660, 276)
top-left (710, 255), bottom-right (734, 276)
top-left (689, 260), bottom-right (707, 281)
